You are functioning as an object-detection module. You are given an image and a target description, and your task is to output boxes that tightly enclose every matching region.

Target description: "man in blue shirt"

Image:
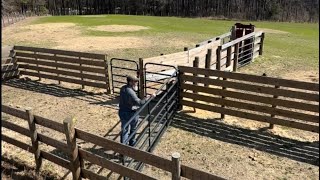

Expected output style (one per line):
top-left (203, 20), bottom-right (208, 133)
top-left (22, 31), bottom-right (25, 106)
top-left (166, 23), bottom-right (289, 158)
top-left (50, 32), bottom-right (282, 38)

top-left (119, 75), bottom-right (155, 146)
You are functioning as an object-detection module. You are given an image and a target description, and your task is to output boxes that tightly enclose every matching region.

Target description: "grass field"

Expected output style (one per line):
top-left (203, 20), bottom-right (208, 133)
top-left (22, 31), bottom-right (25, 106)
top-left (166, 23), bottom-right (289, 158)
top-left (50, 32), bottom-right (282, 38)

top-left (2, 15), bottom-right (319, 78)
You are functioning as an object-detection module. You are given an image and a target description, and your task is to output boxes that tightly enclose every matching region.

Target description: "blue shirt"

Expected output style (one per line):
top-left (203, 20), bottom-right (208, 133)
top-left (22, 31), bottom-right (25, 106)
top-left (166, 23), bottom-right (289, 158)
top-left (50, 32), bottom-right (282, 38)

top-left (119, 85), bottom-right (145, 112)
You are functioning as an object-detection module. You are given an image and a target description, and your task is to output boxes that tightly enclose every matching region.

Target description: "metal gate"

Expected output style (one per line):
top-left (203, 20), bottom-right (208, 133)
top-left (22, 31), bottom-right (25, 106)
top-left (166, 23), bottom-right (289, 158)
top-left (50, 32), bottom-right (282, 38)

top-left (120, 63), bottom-right (179, 172)
top-left (110, 58), bottom-right (139, 94)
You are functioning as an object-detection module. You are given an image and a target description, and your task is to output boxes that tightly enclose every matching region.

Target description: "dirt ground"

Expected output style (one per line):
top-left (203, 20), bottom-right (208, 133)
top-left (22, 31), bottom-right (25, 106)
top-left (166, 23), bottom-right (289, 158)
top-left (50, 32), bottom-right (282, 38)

top-left (89, 25), bottom-right (150, 32)
top-left (1, 17), bottom-right (319, 179)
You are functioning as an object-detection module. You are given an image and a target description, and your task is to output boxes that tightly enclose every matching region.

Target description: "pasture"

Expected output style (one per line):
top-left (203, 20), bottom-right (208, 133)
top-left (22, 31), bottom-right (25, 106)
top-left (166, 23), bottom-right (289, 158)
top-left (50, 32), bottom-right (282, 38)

top-left (1, 15), bottom-right (319, 179)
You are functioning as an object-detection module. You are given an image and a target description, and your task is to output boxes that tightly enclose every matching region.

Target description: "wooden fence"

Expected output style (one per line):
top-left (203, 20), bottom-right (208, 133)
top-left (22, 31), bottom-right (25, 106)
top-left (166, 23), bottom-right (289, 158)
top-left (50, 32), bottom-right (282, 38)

top-left (1, 49), bottom-right (20, 81)
top-left (2, 104), bottom-right (225, 180)
top-left (179, 66), bottom-right (319, 133)
top-left (13, 46), bottom-right (110, 92)
top-left (2, 12), bottom-right (27, 28)
top-left (144, 31), bottom-right (264, 74)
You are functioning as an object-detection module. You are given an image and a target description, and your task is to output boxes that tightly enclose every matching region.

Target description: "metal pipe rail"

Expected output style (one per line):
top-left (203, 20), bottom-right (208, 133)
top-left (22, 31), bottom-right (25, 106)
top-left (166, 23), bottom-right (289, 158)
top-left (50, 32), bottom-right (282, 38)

top-left (110, 58), bottom-right (139, 93)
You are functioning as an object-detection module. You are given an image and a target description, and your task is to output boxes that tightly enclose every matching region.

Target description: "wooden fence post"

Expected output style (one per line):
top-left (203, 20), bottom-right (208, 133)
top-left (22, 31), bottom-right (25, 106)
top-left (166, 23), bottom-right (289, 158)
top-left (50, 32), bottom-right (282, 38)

top-left (262, 73), bottom-right (277, 129)
top-left (138, 58), bottom-right (145, 98)
top-left (270, 85), bottom-right (279, 129)
top-left (192, 57), bottom-right (199, 112)
top-left (216, 46), bottom-right (222, 70)
top-left (63, 117), bottom-right (81, 180)
top-left (221, 78), bottom-right (227, 120)
top-left (2, 15), bottom-right (5, 27)
top-left (79, 57), bottom-right (84, 89)
top-left (259, 33), bottom-right (265, 55)
top-left (231, 26), bottom-right (236, 40)
top-left (34, 51), bottom-right (41, 81)
top-left (171, 152), bottom-right (181, 180)
top-left (233, 43), bottom-right (239, 72)
top-left (104, 54), bottom-right (111, 94)
top-left (226, 46), bottom-right (232, 67)
top-left (205, 49), bottom-right (212, 87)
top-left (184, 47), bottom-right (189, 63)
top-left (26, 108), bottom-right (42, 175)
top-left (54, 54), bottom-right (60, 84)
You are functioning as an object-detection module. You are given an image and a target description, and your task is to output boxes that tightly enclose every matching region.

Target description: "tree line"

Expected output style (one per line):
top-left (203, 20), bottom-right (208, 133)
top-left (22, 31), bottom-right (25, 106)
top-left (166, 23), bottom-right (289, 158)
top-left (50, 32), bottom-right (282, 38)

top-left (3, 0), bottom-right (319, 22)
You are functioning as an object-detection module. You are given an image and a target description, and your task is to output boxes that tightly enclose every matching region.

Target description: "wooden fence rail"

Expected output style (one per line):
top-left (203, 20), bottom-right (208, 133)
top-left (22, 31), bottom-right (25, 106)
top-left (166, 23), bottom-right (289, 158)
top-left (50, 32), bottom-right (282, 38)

top-left (2, 104), bottom-right (225, 180)
top-left (179, 66), bottom-right (319, 133)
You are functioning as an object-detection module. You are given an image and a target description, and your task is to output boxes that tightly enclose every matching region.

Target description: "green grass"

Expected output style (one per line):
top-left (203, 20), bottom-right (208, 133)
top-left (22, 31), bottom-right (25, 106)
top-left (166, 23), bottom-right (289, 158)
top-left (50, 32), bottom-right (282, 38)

top-left (29, 15), bottom-right (320, 76)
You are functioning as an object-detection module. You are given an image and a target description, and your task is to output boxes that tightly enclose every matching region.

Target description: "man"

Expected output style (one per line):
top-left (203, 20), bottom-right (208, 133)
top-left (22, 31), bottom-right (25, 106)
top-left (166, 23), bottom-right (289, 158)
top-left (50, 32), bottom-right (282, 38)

top-left (118, 75), bottom-right (155, 146)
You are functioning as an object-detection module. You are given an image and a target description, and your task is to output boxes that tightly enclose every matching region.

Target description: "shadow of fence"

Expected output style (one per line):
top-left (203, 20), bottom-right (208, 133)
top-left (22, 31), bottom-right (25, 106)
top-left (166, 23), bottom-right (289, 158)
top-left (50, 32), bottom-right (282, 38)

top-left (3, 79), bottom-right (120, 109)
top-left (171, 113), bottom-right (319, 166)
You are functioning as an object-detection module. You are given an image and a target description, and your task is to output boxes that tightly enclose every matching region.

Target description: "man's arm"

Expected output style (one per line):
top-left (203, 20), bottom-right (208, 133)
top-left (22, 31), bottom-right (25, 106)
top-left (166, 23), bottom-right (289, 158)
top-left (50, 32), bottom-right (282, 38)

top-left (128, 88), bottom-right (146, 106)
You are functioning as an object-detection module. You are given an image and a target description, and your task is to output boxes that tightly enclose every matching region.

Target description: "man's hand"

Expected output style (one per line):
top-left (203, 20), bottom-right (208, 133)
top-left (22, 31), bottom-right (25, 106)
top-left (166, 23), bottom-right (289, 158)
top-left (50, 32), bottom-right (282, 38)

top-left (147, 93), bottom-right (156, 99)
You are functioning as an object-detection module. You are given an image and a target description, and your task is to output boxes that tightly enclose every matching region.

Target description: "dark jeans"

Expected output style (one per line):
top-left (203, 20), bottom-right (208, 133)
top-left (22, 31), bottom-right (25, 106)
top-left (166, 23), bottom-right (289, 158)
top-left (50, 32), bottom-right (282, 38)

top-left (119, 110), bottom-right (138, 146)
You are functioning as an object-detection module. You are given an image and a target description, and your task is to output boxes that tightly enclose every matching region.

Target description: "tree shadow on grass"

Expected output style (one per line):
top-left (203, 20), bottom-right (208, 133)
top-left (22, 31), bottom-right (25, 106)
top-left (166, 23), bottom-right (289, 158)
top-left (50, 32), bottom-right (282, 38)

top-left (171, 112), bottom-right (319, 166)
top-left (3, 78), bottom-right (120, 110)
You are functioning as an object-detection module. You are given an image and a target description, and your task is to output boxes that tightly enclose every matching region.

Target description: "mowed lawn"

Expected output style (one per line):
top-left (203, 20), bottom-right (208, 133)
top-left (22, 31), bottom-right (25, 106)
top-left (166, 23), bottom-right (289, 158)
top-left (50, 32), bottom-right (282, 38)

top-left (4, 15), bottom-right (319, 77)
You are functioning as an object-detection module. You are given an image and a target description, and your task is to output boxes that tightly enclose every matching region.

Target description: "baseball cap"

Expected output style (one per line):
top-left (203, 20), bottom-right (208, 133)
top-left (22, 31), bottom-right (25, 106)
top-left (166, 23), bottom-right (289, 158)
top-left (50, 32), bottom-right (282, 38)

top-left (127, 75), bottom-right (139, 82)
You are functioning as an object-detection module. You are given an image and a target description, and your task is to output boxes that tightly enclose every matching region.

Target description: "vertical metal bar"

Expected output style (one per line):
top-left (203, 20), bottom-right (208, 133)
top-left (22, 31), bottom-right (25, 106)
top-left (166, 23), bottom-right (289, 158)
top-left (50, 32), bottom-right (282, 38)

top-left (147, 102), bottom-right (151, 152)
top-left (165, 86), bottom-right (169, 127)
top-left (139, 58), bottom-right (145, 98)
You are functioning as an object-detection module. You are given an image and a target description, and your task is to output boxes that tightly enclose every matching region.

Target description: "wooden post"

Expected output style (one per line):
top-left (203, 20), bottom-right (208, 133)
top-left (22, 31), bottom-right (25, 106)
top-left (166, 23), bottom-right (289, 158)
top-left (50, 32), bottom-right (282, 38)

top-left (262, 73), bottom-right (276, 129)
top-left (26, 108), bottom-right (42, 175)
top-left (205, 49), bottom-right (212, 87)
top-left (171, 152), bottom-right (181, 180)
top-left (104, 54), bottom-right (111, 94)
top-left (34, 52), bottom-right (41, 81)
top-left (233, 43), bottom-right (239, 72)
top-left (63, 117), bottom-right (81, 180)
top-left (138, 58), bottom-right (145, 99)
top-left (192, 57), bottom-right (199, 112)
top-left (55, 54), bottom-right (60, 84)
top-left (270, 85), bottom-right (279, 129)
top-left (2, 15), bottom-right (5, 27)
top-left (231, 26), bottom-right (236, 40)
top-left (79, 57), bottom-right (84, 89)
top-left (221, 78), bottom-right (227, 120)
top-left (226, 46), bottom-right (232, 67)
top-left (184, 47), bottom-right (189, 63)
top-left (259, 33), bottom-right (265, 55)
top-left (216, 46), bottom-right (222, 70)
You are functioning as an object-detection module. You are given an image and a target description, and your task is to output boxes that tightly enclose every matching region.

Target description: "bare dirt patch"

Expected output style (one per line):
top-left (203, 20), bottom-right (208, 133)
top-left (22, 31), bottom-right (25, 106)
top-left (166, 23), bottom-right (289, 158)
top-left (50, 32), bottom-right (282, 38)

top-left (55, 36), bottom-right (151, 52)
top-left (283, 70), bottom-right (319, 82)
top-left (89, 25), bottom-right (150, 32)
top-left (2, 22), bottom-right (152, 52)
top-left (256, 28), bottom-right (289, 34)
